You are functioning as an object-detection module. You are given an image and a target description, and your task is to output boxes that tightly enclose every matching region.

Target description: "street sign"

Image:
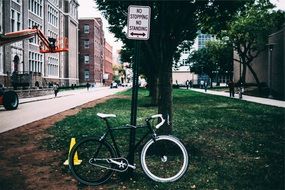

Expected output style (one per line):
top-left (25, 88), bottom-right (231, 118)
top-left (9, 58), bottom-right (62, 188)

top-left (127, 5), bottom-right (151, 40)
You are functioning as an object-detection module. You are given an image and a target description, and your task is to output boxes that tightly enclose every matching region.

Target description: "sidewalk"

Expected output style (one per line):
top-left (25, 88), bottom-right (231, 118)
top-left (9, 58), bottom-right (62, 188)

top-left (0, 86), bottom-right (128, 133)
top-left (19, 87), bottom-right (285, 108)
top-left (19, 86), bottom-right (109, 104)
top-left (190, 88), bottom-right (285, 108)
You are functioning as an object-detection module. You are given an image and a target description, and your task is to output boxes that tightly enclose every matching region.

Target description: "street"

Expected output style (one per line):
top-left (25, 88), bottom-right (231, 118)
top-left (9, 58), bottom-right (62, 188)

top-left (0, 87), bottom-right (127, 133)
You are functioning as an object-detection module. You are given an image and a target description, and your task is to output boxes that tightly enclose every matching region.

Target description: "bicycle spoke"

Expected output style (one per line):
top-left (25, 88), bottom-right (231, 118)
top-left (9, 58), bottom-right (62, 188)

top-left (69, 138), bottom-right (115, 186)
top-left (141, 136), bottom-right (189, 182)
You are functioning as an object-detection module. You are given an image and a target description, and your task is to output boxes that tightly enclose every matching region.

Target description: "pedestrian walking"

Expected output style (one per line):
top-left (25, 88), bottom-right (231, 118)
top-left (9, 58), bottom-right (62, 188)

top-left (189, 80), bottom-right (192, 88)
top-left (86, 82), bottom-right (90, 91)
top-left (204, 81), bottom-right (208, 92)
top-left (53, 83), bottom-right (59, 97)
top-left (228, 80), bottom-right (235, 97)
top-left (186, 80), bottom-right (189, 90)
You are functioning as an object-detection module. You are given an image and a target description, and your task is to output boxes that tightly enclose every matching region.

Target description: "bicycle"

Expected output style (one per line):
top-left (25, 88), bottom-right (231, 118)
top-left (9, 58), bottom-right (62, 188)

top-left (68, 113), bottom-right (189, 186)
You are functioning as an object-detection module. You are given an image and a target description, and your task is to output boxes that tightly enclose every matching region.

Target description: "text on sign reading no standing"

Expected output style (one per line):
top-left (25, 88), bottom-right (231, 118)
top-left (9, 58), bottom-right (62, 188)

top-left (127, 5), bottom-right (151, 40)
top-left (129, 13), bottom-right (148, 31)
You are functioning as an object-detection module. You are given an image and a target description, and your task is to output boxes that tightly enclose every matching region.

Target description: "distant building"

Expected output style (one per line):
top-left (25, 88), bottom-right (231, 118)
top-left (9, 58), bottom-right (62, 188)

top-left (172, 48), bottom-right (197, 85)
top-left (104, 41), bottom-right (113, 85)
top-left (172, 32), bottom-right (215, 85)
top-left (63, 0), bottom-right (80, 86)
top-left (196, 33), bottom-right (216, 49)
top-left (0, 0), bottom-right (79, 87)
top-left (78, 18), bottom-right (105, 85)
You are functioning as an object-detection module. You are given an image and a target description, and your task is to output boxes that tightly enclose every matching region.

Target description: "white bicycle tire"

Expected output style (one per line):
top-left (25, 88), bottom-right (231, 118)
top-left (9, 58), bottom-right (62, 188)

top-left (141, 135), bottom-right (189, 182)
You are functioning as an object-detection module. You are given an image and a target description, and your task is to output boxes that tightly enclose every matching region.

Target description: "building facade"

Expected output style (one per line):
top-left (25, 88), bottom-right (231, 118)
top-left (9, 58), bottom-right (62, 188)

top-left (233, 23), bottom-right (285, 100)
top-left (172, 32), bottom-right (216, 85)
top-left (104, 41), bottom-right (113, 85)
top-left (62, 0), bottom-right (79, 86)
top-left (0, 0), bottom-right (79, 87)
top-left (78, 18), bottom-right (105, 85)
top-left (172, 32), bottom-right (231, 87)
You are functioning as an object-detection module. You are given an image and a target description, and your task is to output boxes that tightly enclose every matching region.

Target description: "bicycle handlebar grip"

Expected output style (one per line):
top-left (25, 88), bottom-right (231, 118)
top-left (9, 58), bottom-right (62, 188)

top-left (151, 114), bottom-right (165, 129)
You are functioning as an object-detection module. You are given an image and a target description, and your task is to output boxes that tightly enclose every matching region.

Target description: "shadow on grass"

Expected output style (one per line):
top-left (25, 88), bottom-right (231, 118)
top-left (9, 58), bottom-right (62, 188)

top-left (46, 89), bottom-right (285, 190)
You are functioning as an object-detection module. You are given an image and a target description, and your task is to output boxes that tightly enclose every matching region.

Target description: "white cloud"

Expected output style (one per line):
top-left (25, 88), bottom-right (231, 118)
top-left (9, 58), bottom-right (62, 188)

top-left (271, 0), bottom-right (285, 11)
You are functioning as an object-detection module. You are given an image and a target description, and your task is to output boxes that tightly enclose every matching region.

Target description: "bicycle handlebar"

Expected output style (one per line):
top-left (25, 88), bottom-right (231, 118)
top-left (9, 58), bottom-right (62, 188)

top-left (150, 114), bottom-right (165, 129)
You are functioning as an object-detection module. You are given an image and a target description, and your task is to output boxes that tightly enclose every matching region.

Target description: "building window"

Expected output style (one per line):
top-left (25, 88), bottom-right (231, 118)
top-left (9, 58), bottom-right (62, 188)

top-left (10, 9), bottom-right (21, 32)
top-left (28, 0), bottom-right (43, 18)
top-left (47, 56), bottom-right (59, 76)
top-left (83, 40), bottom-right (89, 49)
top-left (84, 70), bottom-right (90, 80)
top-left (48, 30), bottom-right (58, 39)
top-left (84, 55), bottom-right (89, 64)
top-left (11, 9), bottom-right (15, 32)
top-left (28, 19), bottom-right (42, 44)
top-left (83, 24), bottom-right (89, 33)
top-left (12, 0), bottom-right (21, 4)
top-left (48, 5), bottom-right (58, 27)
top-left (183, 48), bottom-right (190, 54)
top-left (17, 13), bottom-right (21, 31)
top-left (29, 51), bottom-right (43, 73)
top-left (182, 59), bottom-right (189, 66)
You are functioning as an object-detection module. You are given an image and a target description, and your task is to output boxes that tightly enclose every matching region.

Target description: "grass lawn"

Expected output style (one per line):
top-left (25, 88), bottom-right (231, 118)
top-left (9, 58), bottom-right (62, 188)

top-left (46, 89), bottom-right (285, 190)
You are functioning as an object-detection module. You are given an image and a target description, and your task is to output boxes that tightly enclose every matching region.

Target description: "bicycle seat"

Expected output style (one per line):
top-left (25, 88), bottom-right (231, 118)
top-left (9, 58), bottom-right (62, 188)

top-left (97, 113), bottom-right (117, 119)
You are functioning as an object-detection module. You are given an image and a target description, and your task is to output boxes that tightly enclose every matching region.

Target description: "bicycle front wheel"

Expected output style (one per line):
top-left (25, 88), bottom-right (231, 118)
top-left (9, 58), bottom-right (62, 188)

top-left (69, 137), bottom-right (116, 186)
top-left (141, 135), bottom-right (189, 182)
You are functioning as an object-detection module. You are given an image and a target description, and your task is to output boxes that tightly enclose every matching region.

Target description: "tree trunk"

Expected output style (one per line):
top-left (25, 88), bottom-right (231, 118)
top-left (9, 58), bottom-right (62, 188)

top-left (148, 75), bottom-right (158, 105)
top-left (241, 62), bottom-right (247, 84)
top-left (156, 2), bottom-right (172, 134)
top-left (157, 62), bottom-right (173, 135)
top-left (245, 62), bottom-right (261, 91)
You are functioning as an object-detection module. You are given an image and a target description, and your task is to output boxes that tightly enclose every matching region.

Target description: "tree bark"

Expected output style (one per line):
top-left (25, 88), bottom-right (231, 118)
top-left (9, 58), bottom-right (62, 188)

top-left (147, 75), bottom-right (158, 105)
top-left (245, 62), bottom-right (261, 91)
top-left (240, 55), bottom-right (247, 84)
top-left (157, 61), bottom-right (173, 135)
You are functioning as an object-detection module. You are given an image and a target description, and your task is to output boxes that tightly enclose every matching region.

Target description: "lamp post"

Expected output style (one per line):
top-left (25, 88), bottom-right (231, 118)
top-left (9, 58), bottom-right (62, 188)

top-left (267, 43), bottom-right (276, 99)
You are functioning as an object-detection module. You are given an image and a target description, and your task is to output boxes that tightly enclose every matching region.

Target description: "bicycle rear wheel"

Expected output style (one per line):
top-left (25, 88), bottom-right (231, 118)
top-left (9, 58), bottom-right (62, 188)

top-left (141, 135), bottom-right (189, 182)
top-left (69, 137), bottom-right (116, 186)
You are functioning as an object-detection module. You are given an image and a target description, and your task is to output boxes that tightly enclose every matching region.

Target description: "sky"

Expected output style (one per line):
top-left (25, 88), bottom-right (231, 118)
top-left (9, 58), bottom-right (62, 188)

top-left (77, 0), bottom-right (285, 54)
top-left (271, 0), bottom-right (285, 11)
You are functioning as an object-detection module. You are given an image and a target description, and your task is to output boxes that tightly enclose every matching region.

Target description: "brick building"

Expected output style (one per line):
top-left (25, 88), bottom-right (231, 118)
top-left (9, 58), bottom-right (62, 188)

top-left (104, 41), bottom-right (113, 85)
top-left (0, 0), bottom-right (79, 87)
top-left (78, 18), bottom-right (106, 85)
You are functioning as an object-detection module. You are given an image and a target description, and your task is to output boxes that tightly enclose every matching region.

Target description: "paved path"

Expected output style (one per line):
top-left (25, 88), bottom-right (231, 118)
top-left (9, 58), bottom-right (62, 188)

top-left (0, 87), bottom-right (128, 133)
top-left (191, 88), bottom-right (285, 108)
top-left (1, 87), bottom-right (284, 134)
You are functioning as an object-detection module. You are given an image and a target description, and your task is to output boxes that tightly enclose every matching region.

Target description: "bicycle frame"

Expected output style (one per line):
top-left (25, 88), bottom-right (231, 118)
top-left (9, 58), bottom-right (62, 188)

top-left (69, 115), bottom-right (189, 185)
top-left (99, 118), bottom-right (156, 160)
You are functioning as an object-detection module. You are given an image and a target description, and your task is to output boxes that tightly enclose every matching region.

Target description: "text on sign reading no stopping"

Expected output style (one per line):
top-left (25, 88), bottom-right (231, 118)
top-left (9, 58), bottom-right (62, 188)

top-left (127, 6), bottom-right (151, 40)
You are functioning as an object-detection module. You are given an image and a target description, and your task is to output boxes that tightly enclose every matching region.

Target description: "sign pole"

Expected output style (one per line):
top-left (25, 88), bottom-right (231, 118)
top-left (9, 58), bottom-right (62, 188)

top-left (128, 40), bottom-right (140, 174)
top-left (126, 5), bottom-right (150, 176)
